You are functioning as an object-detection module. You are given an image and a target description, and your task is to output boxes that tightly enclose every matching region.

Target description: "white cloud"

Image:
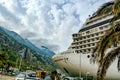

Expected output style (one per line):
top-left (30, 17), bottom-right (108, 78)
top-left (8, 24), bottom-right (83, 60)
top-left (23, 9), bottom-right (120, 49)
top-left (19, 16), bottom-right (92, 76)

top-left (0, 0), bottom-right (112, 53)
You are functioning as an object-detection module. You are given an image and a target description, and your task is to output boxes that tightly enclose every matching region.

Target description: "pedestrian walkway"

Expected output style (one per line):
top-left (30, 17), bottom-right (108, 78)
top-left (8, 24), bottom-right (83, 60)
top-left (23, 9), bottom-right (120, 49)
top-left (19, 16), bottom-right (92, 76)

top-left (0, 75), bottom-right (15, 80)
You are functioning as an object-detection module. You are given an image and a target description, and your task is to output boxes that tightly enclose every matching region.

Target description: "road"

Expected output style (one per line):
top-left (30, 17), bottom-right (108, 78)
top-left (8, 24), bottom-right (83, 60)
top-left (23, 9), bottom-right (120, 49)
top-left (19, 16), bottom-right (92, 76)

top-left (0, 75), bottom-right (15, 80)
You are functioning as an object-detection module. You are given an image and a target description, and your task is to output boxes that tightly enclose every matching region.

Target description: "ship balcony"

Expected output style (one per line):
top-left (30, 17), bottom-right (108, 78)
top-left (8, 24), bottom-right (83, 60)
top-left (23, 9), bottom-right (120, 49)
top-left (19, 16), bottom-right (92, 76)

top-left (77, 32), bottom-right (104, 44)
top-left (77, 37), bottom-right (100, 45)
top-left (81, 48), bottom-right (94, 54)
top-left (78, 40), bottom-right (99, 46)
top-left (81, 46), bottom-right (95, 50)
top-left (77, 31), bottom-right (105, 42)
top-left (72, 33), bottom-right (78, 38)
top-left (99, 25), bottom-right (111, 31)
top-left (73, 36), bottom-right (78, 39)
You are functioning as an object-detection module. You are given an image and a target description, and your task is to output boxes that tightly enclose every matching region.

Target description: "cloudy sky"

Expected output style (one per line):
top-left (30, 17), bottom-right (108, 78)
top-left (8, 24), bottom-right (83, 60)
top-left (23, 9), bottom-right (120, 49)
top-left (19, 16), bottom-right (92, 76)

top-left (0, 0), bottom-right (112, 53)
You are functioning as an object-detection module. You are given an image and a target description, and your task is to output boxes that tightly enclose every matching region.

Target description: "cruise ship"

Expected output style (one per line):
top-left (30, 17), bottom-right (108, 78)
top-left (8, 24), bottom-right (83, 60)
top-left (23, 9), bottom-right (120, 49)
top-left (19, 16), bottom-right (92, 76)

top-left (52, 13), bottom-right (120, 79)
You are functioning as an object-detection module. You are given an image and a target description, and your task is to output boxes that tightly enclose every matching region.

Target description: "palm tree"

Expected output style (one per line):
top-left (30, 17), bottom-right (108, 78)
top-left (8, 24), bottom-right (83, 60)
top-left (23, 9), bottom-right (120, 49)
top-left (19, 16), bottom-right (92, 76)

top-left (96, 0), bottom-right (120, 22)
top-left (96, 1), bottom-right (114, 16)
top-left (92, 0), bottom-right (120, 80)
top-left (93, 23), bottom-right (120, 80)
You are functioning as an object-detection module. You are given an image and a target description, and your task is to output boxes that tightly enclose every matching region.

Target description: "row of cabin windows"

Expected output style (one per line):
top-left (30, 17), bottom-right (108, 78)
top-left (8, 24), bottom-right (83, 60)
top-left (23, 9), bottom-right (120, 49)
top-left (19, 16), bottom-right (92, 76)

top-left (85, 26), bottom-right (108, 35)
top-left (76, 49), bottom-right (93, 53)
top-left (80, 43), bottom-right (95, 48)
top-left (75, 43), bottom-right (95, 49)
top-left (77, 32), bottom-right (103, 41)
top-left (99, 26), bottom-right (109, 30)
top-left (73, 31), bottom-right (104, 40)
top-left (74, 36), bottom-right (100, 42)
top-left (73, 38), bottom-right (99, 46)
top-left (78, 38), bottom-right (99, 44)
top-left (75, 42), bottom-right (118, 53)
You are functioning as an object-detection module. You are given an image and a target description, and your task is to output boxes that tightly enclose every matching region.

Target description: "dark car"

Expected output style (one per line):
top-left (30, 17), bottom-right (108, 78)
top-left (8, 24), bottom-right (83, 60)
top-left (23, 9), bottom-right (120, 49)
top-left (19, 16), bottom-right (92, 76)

top-left (28, 72), bottom-right (36, 77)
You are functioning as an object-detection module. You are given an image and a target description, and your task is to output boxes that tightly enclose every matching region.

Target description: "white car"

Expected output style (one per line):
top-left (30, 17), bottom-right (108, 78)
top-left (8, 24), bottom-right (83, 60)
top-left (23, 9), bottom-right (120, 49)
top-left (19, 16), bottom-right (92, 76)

top-left (15, 72), bottom-right (26, 80)
top-left (64, 77), bottom-right (76, 80)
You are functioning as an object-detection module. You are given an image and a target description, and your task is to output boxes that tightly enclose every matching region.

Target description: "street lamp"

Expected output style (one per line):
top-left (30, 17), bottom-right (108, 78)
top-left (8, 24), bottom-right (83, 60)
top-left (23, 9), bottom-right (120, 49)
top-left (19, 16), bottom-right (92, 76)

top-left (86, 72), bottom-right (90, 80)
top-left (79, 53), bottom-right (82, 79)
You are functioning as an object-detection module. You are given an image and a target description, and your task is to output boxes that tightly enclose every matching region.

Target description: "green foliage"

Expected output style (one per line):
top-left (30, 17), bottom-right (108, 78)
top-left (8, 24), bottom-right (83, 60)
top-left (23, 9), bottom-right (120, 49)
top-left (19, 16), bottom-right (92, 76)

top-left (0, 31), bottom-right (57, 73)
top-left (76, 77), bottom-right (81, 80)
top-left (50, 70), bottom-right (58, 80)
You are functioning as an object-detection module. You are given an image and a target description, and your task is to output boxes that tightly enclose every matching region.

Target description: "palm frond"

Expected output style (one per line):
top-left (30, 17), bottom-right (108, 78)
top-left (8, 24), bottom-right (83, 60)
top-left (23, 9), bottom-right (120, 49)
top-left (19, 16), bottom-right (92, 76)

top-left (97, 47), bottom-right (120, 80)
top-left (92, 22), bottom-right (120, 64)
top-left (117, 55), bottom-right (120, 71)
top-left (96, 1), bottom-right (114, 16)
top-left (113, 0), bottom-right (120, 16)
top-left (110, 15), bottom-right (120, 23)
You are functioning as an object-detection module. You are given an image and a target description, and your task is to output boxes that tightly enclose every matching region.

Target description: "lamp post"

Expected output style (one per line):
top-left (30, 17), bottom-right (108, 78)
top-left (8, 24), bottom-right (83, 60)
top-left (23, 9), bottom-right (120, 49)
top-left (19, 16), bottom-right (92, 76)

top-left (86, 72), bottom-right (90, 80)
top-left (79, 53), bottom-right (82, 79)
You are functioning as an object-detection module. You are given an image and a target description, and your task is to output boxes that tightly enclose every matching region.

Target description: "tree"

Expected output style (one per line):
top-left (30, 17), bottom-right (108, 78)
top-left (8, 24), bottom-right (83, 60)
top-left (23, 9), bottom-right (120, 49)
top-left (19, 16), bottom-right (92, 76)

top-left (0, 51), bottom-right (8, 67)
top-left (0, 45), bottom-right (16, 72)
top-left (5, 60), bottom-right (15, 72)
top-left (92, 0), bottom-right (120, 80)
top-left (96, 0), bottom-right (120, 22)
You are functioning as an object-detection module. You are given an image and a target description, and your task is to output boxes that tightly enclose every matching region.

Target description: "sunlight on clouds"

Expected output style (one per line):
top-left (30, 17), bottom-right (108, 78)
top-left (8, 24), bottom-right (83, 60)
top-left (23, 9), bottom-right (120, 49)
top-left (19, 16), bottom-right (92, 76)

top-left (0, 0), bottom-right (112, 53)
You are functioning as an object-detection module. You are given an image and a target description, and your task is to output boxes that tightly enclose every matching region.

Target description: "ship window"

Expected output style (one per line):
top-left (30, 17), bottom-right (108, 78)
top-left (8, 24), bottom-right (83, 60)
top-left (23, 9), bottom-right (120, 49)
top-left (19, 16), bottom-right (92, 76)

top-left (88, 40), bottom-right (90, 42)
top-left (82, 32), bottom-right (85, 35)
top-left (101, 32), bottom-right (103, 34)
top-left (87, 55), bottom-right (90, 58)
top-left (76, 43), bottom-right (79, 45)
top-left (84, 50), bottom-right (86, 52)
top-left (88, 49), bottom-right (91, 51)
top-left (92, 39), bottom-right (94, 41)
top-left (79, 38), bottom-right (82, 40)
top-left (96, 33), bottom-right (99, 36)
top-left (72, 47), bottom-right (75, 49)
top-left (105, 26), bottom-right (108, 29)
top-left (92, 34), bottom-right (94, 37)
top-left (86, 31), bottom-right (90, 34)
top-left (79, 50), bottom-right (82, 53)
top-left (87, 35), bottom-right (90, 38)
top-left (91, 54), bottom-right (94, 57)
top-left (88, 44), bottom-right (90, 47)
top-left (96, 37), bottom-right (99, 40)
top-left (99, 27), bottom-right (103, 30)
top-left (84, 41), bottom-right (86, 43)
top-left (76, 50), bottom-right (79, 53)
top-left (92, 43), bottom-right (95, 46)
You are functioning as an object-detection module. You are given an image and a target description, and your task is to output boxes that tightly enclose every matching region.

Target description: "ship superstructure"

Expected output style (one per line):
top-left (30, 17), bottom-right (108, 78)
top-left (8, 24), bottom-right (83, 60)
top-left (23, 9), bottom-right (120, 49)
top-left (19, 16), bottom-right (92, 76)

top-left (71, 13), bottom-right (113, 54)
top-left (52, 14), bottom-right (120, 79)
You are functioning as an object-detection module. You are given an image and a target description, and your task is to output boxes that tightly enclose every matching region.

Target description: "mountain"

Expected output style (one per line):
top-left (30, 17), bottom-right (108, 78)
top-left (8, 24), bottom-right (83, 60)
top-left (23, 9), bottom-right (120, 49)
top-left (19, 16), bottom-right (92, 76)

top-left (0, 26), bottom-right (56, 71)
top-left (0, 26), bottom-right (55, 57)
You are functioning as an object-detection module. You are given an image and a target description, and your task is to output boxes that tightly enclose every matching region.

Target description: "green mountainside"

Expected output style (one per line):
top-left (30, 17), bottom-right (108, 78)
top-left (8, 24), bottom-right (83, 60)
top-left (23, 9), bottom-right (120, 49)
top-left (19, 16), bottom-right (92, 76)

top-left (0, 26), bottom-right (56, 72)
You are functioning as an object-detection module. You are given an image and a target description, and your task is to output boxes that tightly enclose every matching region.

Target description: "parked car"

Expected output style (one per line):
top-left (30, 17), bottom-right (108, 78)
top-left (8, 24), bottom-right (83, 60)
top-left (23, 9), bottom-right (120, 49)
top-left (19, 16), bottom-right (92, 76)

top-left (28, 72), bottom-right (36, 77)
top-left (15, 72), bottom-right (27, 80)
top-left (26, 77), bottom-right (36, 80)
top-left (64, 77), bottom-right (76, 80)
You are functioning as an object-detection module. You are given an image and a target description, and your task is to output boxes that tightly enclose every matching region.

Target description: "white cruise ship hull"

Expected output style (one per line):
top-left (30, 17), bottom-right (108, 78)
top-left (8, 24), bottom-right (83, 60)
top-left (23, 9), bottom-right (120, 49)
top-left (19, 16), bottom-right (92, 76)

top-left (52, 52), bottom-right (120, 79)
